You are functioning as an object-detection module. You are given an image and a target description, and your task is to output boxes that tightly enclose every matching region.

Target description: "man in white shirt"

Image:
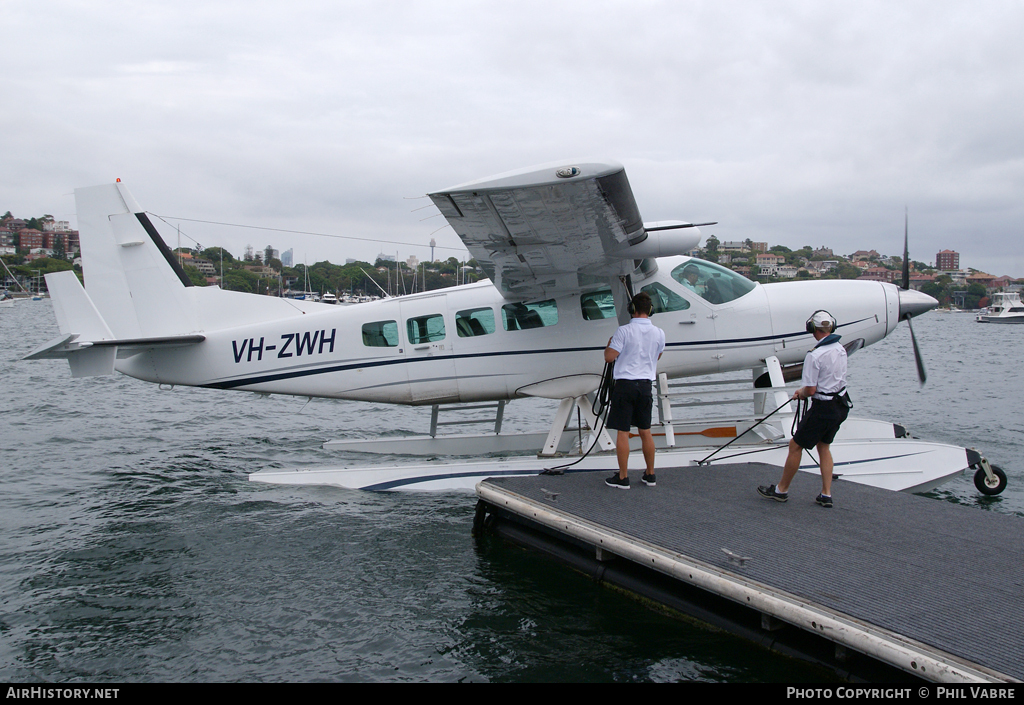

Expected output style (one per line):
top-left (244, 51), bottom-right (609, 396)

top-left (680, 264), bottom-right (704, 296)
top-left (603, 292), bottom-right (666, 490)
top-left (758, 310), bottom-right (850, 508)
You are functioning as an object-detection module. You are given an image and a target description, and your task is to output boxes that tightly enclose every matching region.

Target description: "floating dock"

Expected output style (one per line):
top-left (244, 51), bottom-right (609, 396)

top-left (474, 462), bottom-right (1024, 683)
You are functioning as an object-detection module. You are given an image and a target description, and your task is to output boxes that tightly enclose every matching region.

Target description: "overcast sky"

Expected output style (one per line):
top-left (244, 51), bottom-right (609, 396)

top-left (4, 1), bottom-right (1023, 275)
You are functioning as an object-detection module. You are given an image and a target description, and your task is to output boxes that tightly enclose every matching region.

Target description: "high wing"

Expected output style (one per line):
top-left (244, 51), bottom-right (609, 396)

top-left (428, 160), bottom-right (704, 300)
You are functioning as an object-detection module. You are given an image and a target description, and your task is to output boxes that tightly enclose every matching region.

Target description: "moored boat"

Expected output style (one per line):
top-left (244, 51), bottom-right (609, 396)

top-left (976, 292), bottom-right (1024, 323)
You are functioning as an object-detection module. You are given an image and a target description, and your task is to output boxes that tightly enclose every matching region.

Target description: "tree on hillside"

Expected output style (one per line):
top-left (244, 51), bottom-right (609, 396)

top-left (182, 265), bottom-right (208, 287)
top-left (834, 262), bottom-right (863, 280)
top-left (200, 246), bottom-right (236, 264)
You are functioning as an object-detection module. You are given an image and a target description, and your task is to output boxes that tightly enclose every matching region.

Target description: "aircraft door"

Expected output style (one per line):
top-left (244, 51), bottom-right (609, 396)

top-left (640, 280), bottom-right (721, 375)
top-left (711, 284), bottom-right (775, 370)
top-left (400, 294), bottom-right (459, 404)
top-left (351, 299), bottom-right (412, 404)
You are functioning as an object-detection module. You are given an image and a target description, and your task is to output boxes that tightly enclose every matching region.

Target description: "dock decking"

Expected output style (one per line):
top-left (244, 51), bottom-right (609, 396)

top-left (475, 463), bottom-right (1024, 682)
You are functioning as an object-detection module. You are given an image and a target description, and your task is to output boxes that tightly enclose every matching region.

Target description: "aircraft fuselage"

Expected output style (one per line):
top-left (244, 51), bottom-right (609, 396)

top-left (115, 256), bottom-right (901, 404)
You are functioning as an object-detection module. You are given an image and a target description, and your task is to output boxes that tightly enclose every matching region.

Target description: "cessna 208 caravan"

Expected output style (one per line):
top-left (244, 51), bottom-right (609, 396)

top-left (26, 160), bottom-right (1003, 494)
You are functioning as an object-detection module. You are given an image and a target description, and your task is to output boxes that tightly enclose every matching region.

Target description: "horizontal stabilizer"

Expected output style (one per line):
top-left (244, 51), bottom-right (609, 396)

top-left (25, 333), bottom-right (206, 360)
top-left (23, 335), bottom-right (117, 377)
top-left (26, 271), bottom-right (205, 377)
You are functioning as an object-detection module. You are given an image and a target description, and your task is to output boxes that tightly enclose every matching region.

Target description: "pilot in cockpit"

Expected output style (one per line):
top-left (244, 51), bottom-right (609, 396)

top-left (681, 264), bottom-right (704, 296)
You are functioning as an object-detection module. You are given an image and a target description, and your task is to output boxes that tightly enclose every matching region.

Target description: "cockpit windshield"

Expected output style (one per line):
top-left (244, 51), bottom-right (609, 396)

top-left (671, 259), bottom-right (756, 305)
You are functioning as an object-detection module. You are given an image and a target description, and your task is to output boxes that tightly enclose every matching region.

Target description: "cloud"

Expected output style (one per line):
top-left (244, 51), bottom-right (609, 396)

top-left (3, 0), bottom-right (1022, 273)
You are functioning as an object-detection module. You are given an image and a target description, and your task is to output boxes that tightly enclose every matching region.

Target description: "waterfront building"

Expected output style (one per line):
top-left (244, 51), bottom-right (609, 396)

top-left (858, 267), bottom-right (899, 283)
top-left (936, 250), bottom-right (959, 271)
top-left (755, 253), bottom-right (785, 277)
top-left (16, 229), bottom-right (44, 250)
top-left (719, 241), bottom-right (748, 252)
top-left (809, 260), bottom-right (838, 274)
top-left (849, 249), bottom-right (879, 261)
top-left (909, 273), bottom-right (935, 291)
top-left (967, 272), bottom-right (996, 289)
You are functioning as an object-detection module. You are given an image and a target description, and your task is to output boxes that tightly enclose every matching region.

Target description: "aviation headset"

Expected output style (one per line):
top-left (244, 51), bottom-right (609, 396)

top-left (805, 310), bottom-right (838, 334)
top-left (628, 292), bottom-right (652, 316)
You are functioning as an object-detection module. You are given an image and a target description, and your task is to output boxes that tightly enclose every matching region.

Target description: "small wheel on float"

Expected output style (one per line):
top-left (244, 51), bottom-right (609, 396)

top-left (974, 465), bottom-right (1007, 496)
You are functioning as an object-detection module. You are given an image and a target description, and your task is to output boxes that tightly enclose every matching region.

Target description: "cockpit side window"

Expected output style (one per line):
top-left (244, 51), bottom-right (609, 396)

top-left (671, 260), bottom-right (756, 305)
top-left (581, 289), bottom-right (616, 321)
top-left (641, 282), bottom-right (691, 315)
top-left (455, 307), bottom-right (495, 337)
top-left (502, 299), bottom-right (558, 331)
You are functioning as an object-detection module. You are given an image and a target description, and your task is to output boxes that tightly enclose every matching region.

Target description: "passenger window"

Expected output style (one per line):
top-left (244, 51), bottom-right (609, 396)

top-left (581, 289), bottom-right (616, 321)
top-left (406, 314), bottom-right (446, 344)
top-left (641, 282), bottom-right (691, 315)
top-left (362, 320), bottom-right (398, 347)
top-left (455, 308), bottom-right (495, 337)
top-left (502, 299), bottom-right (558, 331)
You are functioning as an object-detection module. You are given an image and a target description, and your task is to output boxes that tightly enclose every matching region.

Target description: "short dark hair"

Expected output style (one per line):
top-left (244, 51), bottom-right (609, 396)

top-left (631, 291), bottom-right (653, 316)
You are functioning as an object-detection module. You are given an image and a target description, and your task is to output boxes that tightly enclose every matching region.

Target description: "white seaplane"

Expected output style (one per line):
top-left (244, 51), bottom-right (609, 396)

top-left (25, 160), bottom-right (1006, 495)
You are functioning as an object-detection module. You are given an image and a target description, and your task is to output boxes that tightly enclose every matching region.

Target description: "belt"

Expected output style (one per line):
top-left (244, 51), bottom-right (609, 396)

top-left (812, 387), bottom-right (846, 401)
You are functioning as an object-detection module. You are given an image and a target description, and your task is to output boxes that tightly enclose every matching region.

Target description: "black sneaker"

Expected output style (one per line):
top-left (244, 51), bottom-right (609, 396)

top-left (641, 473), bottom-right (656, 487)
top-left (757, 484), bottom-right (788, 502)
top-left (605, 474), bottom-right (630, 490)
top-left (815, 493), bottom-right (833, 508)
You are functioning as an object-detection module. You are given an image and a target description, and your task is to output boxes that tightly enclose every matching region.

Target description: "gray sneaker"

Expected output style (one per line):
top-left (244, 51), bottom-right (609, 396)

top-left (815, 493), bottom-right (833, 508)
top-left (757, 484), bottom-right (789, 502)
top-left (605, 474), bottom-right (630, 490)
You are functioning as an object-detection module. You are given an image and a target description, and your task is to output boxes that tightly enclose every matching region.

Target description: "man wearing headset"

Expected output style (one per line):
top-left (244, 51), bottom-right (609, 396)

top-left (758, 310), bottom-right (850, 508)
top-left (603, 291), bottom-right (665, 490)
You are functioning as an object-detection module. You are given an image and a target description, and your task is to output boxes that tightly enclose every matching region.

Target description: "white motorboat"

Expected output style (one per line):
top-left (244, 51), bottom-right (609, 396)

top-left (976, 292), bottom-right (1024, 323)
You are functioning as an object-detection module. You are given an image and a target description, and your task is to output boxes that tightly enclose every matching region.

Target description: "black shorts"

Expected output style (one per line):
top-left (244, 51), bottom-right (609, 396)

top-left (605, 379), bottom-right (654, 432)
top-left (793, 398), bottom-right (850, 449)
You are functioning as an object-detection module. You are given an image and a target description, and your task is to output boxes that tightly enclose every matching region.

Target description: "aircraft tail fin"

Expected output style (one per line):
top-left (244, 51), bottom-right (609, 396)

top-left (74, 182), bottom-right (198, 339)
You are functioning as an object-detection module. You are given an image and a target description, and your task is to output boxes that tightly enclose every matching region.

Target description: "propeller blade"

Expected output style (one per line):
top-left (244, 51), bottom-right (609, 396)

top-left (906, 315), bottom-right (927, 384)
top-left (902, 208), bottom-right (910, 290)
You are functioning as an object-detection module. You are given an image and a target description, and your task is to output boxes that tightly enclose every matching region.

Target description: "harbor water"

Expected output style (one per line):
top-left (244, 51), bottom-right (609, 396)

top-left (1, 300), bottom-right (1020, 682)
